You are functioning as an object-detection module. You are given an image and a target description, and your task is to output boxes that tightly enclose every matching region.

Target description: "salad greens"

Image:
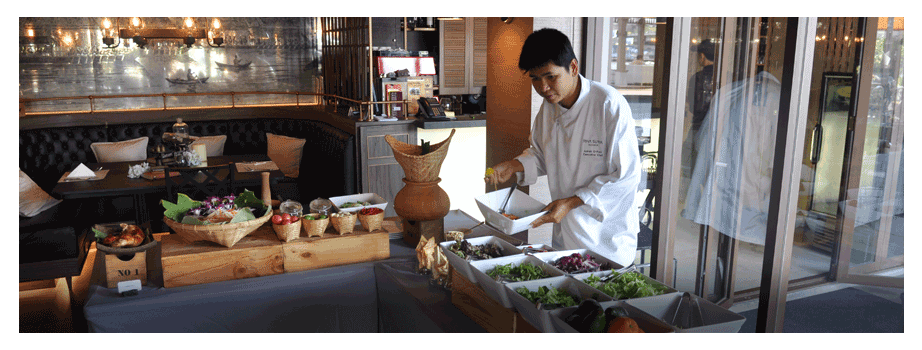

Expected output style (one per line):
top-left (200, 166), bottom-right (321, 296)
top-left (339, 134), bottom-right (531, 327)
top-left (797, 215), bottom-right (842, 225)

top-left (515, 286), bottom-right (578, 308)
top-left (552, 253), bottom-right (613, 274)
top-left (584, 270), bottom-right (666, 299)
top-left (486, 262), bottom-right (549, 282)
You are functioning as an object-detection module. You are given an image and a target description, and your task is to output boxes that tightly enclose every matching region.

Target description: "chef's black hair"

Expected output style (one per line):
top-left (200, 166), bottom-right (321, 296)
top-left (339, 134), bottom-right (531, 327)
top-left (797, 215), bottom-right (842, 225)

top-left (518, 28), bottom-right (577, 72)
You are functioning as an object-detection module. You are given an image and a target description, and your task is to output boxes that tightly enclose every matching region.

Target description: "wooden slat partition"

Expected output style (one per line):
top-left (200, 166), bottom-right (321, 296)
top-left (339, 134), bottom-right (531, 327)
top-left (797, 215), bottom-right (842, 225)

top-left (322, 17), bottom-right (372, 109)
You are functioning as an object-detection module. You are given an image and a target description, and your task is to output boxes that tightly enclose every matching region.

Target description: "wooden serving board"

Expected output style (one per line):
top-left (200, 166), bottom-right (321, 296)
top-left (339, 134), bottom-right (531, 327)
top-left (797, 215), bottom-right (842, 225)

top-left (160, 220), bottom-right (400, 288)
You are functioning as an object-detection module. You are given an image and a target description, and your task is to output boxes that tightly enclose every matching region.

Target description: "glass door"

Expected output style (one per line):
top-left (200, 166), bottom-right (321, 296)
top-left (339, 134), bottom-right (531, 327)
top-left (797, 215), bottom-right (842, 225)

top-left (833, 17), bottom-right (904, 287)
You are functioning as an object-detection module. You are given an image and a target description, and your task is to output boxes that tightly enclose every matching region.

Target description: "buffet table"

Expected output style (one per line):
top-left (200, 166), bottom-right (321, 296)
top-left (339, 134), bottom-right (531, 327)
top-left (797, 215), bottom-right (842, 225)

top-left (82, 210), bottom-right (511, 332)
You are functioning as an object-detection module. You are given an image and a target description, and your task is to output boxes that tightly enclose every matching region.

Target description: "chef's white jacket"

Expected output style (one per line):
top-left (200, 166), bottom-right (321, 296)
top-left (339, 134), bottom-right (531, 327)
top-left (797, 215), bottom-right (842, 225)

top-left (515, 75), bottom-right (641, 267)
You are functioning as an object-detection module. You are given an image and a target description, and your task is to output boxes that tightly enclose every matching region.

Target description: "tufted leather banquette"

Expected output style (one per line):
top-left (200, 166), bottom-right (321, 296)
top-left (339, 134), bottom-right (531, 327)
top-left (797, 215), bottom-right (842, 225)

top-left (20, 118), bottom-right (356, 200)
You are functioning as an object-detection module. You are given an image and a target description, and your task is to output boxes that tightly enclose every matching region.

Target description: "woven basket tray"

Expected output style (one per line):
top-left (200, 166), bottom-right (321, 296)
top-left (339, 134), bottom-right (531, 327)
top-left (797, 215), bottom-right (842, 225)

top-left (273, 221), bottom-right (302, 242)
top-left (358, 212), bottom-right (385, 232)
top-left (385, 128), bottom-right (456, 182)
top-left (164, 208), bottom-right (272, 248)
top-left (330, 213), bottom-right (357, 235)
top-left (301, 214), bottom-right (330, 237)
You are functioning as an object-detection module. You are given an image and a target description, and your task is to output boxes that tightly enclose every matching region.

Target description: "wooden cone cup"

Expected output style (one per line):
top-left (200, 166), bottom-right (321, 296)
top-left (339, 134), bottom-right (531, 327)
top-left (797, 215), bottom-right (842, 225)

top-left (358, 212), bottom-right (385, 232)
top-left (330, 213), bottom-right (356, 235)
top-left (302, 214), bottom-right (329, 237)
top-left (273, 221), bottom-right (301, 242)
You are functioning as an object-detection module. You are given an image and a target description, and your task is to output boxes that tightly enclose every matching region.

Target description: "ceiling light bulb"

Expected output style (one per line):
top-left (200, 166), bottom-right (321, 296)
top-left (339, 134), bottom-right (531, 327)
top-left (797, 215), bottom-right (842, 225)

top-left (131, 17), bottom-right (141, 28)
top-left (185, 17), bottom-right (195, 28)
top-left (103, 18), bottom-right (112, 30)
top-left (212, 18), bottom-right (221, 30)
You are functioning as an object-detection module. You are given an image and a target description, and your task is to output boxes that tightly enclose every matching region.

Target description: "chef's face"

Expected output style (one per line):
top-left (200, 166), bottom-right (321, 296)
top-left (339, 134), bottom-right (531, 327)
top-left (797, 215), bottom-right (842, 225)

top-left (527, 59), bottom-right (580, 108)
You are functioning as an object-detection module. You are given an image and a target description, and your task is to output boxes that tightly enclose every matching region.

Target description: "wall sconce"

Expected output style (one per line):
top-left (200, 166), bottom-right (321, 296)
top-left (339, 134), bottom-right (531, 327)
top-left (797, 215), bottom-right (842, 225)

top-left (103, 17), bottom-right (216, 49)
top-left (207, 18), bottom-right (224, 47)
top-left (101, 18), bottom-right (120, 48)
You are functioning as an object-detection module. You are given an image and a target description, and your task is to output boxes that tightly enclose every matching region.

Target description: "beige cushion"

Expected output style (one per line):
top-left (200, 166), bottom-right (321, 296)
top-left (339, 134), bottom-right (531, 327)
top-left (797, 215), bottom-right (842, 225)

top-left (267, 133), bottom-right (306, 178)
top-left (90, 137), bottom-right (149, 163)
top-left (20, 169), bottom-right (62, 217)
top-left (190, 135), bottom-right (228, 157)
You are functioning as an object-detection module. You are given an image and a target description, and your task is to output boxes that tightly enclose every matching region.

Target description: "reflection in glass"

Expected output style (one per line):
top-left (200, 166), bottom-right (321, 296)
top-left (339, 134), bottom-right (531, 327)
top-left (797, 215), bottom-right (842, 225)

top-left (848, 17), bottom-right (904, 268)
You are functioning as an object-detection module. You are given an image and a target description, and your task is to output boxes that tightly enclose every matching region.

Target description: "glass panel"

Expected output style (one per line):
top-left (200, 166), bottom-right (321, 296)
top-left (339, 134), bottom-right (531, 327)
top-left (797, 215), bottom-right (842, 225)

top-left (674, 18), bottom-right (790, 302)
top-left (19, 17), bottom-right (322, 114)
top-left (607, 17), bottom-right (662, 276)
top-left (849, 17), bottom-right (904, 267)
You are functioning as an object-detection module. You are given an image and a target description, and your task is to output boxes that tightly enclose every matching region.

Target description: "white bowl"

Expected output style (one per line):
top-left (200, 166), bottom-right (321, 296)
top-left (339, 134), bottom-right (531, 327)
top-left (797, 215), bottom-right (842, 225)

top-left (625, 292), bottom-right (747, 333)
top-left (329, 193), bottom-right (388, 213)
top-left (548, 300), bottom-right (676, 333)
top-left (531, 249), bottom-right (624, 275)
top-left (475, 188), bottom-right (547, 235)
top-left (470, 255), bottom-right (565, 309)
top-left (439, 236), bottom-right (522, 284)
top-left (505, 276), bottom-right (613, 332)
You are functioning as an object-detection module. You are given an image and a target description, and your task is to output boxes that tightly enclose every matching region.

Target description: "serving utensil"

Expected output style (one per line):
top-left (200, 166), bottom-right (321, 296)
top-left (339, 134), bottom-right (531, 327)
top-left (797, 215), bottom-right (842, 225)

top-left (670, 292), bottom-right (704, 330)
top-left (498, 185), bottom-right (516, 215)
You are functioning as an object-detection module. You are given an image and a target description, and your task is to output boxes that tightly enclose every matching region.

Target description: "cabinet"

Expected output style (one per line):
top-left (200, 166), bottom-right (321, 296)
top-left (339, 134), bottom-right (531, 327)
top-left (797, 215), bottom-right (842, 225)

top-left (439, 17), bottom-right (487, 95)
top-left (355, 121), bottom-right (418, 218)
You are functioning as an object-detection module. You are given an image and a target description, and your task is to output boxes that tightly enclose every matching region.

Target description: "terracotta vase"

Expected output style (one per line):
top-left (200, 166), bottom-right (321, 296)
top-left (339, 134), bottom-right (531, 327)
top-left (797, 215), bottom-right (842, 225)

top-left (393, 178), bottom-right (451, 221)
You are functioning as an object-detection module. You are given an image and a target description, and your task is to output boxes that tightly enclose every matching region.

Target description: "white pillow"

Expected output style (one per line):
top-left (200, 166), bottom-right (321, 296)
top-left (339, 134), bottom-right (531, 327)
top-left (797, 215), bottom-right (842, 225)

top-left (190, 135), bottom-right (227, 157)
top-left (20, 169), bottom-right (62, 217)
top-left (90, 136), bottom-right (149, 163)
top-left (267, 133), bottom-right (306, 178)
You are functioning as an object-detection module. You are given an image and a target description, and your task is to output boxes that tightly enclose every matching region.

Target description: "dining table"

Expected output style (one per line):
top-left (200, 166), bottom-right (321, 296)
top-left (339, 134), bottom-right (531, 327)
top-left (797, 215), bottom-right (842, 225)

top-left (51, 155), bottom-right (286, 226)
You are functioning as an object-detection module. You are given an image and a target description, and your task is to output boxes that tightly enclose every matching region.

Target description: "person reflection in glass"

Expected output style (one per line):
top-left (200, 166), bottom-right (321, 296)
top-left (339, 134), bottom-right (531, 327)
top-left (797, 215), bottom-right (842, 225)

top-left (683, 69), bottom-right (781, 298)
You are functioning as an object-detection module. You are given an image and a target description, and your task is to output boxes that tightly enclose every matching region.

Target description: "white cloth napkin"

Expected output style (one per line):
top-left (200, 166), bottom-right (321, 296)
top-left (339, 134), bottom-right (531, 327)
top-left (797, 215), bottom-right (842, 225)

top-left (68, 163), bottom-right (96, 178)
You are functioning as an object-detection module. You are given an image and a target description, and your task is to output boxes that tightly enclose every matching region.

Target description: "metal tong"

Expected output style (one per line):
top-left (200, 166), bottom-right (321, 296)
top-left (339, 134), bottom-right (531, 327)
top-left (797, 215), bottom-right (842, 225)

top-left (498, 185), bottom-right (516, 215)
top-left (670, 292), bottom-right (704, 330)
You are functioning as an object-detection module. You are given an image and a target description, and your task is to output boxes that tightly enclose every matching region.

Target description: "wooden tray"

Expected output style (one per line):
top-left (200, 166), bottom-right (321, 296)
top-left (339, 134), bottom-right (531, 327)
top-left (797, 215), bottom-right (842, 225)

top-left (159, 220), bottom-right (399, 288)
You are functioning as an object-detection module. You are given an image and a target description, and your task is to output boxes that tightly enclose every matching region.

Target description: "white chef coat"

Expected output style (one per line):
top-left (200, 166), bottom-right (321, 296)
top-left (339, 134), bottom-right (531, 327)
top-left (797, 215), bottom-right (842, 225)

top-left (515, 75), bottom-right (641, 267)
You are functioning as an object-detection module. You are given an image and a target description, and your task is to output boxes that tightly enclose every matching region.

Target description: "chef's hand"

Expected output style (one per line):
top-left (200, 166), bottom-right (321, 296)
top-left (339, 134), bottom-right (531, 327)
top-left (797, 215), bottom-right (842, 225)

top-left (484, 160), bottom-right (524, 185)
top-left (530, 196), bottom-right (584, 228)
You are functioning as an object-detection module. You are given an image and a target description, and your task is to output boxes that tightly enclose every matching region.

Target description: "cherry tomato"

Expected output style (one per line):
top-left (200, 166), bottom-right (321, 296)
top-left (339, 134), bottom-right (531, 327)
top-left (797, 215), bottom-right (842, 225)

top-left (281, 213), bottom-right (291, 221)
top-left (281, 218), bottom-right (291, 225)
top-left (272, 215), bottom-right (283, 225)
top-left (290, 215), bottom-right (300, 222)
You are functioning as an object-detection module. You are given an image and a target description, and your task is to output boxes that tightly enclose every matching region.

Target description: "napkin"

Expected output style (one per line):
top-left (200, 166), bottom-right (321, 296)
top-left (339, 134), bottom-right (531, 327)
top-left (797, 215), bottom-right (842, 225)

top-left (68, 163), bottom-right (96, 178)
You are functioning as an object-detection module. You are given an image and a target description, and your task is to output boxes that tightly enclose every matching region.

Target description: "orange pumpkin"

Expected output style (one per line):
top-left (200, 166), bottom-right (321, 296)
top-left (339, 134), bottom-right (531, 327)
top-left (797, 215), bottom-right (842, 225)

top-left (607, 317), bottom-right (645, 333)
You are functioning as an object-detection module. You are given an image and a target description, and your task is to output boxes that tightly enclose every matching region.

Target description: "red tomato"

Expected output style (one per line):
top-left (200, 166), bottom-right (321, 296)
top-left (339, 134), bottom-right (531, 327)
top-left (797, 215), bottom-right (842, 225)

top-left (281, 218), bottom-right (291, 225)
top-left (290, 215), bottom-right (300, 222)
top-left (272, 215), bottom-right (283, 225)
top-left (281, 213), bottom-right (291, 221)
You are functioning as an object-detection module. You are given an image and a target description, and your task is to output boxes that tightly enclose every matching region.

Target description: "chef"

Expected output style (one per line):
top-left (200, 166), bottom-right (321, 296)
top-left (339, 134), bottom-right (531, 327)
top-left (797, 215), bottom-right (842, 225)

top-left (485, 28), bottom-right (641, 267)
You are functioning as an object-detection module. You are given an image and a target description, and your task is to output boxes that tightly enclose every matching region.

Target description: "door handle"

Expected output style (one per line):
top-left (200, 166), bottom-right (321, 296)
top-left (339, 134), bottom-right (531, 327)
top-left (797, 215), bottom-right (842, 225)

top-left (810, 124), bottom-right (823, 164)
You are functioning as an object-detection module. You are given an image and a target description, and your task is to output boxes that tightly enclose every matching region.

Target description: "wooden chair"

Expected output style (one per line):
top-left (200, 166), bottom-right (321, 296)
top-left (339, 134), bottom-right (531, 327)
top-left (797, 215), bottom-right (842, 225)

top-left (164, 163), bottom-right (236, 204)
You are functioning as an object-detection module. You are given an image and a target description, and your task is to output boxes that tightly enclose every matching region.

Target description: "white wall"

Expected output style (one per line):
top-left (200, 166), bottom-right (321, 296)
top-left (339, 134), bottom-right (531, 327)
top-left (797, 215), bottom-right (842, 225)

top-left (417, 127), bottom-right (487, 222)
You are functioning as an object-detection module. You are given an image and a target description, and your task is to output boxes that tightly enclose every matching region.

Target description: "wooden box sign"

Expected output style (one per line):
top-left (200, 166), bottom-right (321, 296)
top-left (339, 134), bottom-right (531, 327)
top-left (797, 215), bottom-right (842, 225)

top-left (160, 221), bottom-right (396, 288)
top-left (104, 252), bottom-right (148, 288)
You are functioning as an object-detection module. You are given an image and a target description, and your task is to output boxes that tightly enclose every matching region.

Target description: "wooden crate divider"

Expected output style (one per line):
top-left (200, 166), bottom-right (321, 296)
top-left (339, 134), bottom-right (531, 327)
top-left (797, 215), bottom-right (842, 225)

top-left (450, 267), bottom-right (539, 333)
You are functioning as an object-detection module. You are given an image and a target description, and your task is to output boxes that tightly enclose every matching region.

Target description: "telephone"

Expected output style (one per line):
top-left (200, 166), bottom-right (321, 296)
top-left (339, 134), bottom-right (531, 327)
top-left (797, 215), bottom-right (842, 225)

top-left (417, 97), bottom-right (450, 120)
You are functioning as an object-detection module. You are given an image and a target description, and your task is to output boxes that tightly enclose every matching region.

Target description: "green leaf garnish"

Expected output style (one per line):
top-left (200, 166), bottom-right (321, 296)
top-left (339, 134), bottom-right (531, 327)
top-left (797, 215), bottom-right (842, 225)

top-left (181, 215), bottom-right (209, 225)
top-left (92, 227), bottom-right (108, 241)
top-left (234, 190), bottom-right (267, 216)
top-left (161, 193), bottom-right (201, 222)
top-left (229, 207), bottom-right (256, 223)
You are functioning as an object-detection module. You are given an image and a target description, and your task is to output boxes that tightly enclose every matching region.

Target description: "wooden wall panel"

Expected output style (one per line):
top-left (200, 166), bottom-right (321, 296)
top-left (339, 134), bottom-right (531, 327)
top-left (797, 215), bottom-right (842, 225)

top-left (485, 17), bottom-right (534, 192)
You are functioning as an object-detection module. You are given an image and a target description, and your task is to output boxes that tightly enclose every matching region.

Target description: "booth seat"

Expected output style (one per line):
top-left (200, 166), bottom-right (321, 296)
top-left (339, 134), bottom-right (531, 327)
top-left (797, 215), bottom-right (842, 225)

top-left (19, 116), bottom-right (356, 284)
